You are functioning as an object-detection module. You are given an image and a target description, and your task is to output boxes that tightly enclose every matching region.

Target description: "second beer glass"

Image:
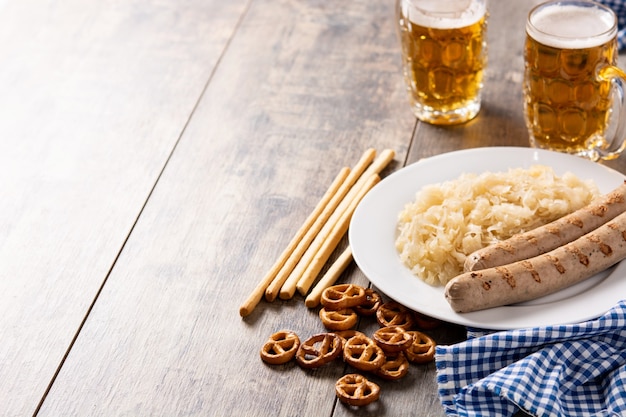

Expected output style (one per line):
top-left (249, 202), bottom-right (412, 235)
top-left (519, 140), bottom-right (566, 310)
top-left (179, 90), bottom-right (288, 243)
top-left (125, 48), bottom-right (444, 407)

top-left (396, 0), bottom-right (488, 125)
top-left (524, 0), bottom-right (626, 160)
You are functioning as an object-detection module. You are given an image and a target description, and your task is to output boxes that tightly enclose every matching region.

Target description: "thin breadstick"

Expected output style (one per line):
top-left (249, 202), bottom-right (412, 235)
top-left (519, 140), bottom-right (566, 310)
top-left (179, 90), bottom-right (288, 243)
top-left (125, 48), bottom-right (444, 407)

top-left (264, 148), bottom-right (377, 302)
top-left (296, 174), bottom-right (380, 296)
top-left (280, 149), bottom-right (395, 300)
top-left (358, 148), bottom-right (395, 183)
top-left (239, 166), bottom-right (350, 317)
top-left (304, 246), bottom-right (353, 308)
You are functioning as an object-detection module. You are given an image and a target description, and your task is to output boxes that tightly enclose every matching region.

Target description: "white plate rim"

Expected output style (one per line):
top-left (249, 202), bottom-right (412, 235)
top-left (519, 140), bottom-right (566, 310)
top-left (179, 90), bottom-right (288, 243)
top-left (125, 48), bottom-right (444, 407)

top-left (349, 146), bottom-right (626, 330)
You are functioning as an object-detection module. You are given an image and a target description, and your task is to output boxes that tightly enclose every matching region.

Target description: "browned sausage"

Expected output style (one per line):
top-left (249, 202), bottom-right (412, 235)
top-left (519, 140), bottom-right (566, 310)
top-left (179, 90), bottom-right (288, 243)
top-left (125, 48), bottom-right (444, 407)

top-left (464, 181), bottom-right (626, 272)
top-left (445, 210), bottom-right (626, 313)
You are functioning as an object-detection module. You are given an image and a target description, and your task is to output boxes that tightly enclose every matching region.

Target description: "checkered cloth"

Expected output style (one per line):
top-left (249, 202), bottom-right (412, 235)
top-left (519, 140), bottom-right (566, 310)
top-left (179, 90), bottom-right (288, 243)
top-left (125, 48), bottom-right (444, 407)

top-left (599, 0), bottom-right (626, 50)
top-left (435, 300), bottom-right (626, 417)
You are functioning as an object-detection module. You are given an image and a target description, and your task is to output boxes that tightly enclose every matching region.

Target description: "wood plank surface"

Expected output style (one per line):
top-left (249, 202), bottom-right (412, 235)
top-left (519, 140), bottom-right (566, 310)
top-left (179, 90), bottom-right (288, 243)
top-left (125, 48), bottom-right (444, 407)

top-left (7, 0), bottom-right (626, 416)
top-left (36, 0), bottom-right (415, 416)
top-left (0, 1), bottom-right (247, 416)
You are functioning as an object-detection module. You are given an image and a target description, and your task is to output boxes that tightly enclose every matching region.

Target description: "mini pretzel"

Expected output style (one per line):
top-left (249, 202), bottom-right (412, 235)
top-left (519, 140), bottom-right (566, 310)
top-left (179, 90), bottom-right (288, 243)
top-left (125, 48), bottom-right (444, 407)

top-left (335, 374), bottom-right (380, 407)
top-left (413, 311), bottom-right (442, 330)
top-left (404, 331), bottom-right (436, 364)
top-left (260, 330), bottom-right (301, 365)
top-left (321, 284), bottom-right (367, 310)
top-left (296, 333), bottom-right (343, 369)
top-left (319, 308), bottom-right (358, 331)
top-left (335, 329), bottom-right (367, 345)
top-left (372, 326), bottom-right (414, 353)
top-left (375, 352), bottom-right (410, 380)
top-left (376, 301), bottom-right (415, 330)
top-left (354, 288), bottom-right (381, 316)
top-left (343, 334), bottom-right (385, 371)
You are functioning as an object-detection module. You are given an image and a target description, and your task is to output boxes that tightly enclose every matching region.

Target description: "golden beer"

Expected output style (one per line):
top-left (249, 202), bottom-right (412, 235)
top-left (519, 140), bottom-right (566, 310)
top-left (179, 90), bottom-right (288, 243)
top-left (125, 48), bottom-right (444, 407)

top-left (396, 0), bottom-right (487, 125)
top-left (524, 1), bottom-right (626, 160)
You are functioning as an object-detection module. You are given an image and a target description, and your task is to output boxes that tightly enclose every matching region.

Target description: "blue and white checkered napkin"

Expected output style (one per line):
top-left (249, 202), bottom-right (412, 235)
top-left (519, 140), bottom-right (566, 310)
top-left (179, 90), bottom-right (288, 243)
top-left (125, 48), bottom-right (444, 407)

top-left (435, 300), bottom-right (626, 417)
top-left (599, 0), bottom-right (626, 51)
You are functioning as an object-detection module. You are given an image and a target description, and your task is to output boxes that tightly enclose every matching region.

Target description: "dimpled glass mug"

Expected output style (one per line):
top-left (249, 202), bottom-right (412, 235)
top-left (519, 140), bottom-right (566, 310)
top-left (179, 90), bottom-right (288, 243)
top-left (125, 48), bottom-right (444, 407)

top-left (524, 0), bottom-right (626, 161)
top-left (396, 0), bottom-right (488, 125)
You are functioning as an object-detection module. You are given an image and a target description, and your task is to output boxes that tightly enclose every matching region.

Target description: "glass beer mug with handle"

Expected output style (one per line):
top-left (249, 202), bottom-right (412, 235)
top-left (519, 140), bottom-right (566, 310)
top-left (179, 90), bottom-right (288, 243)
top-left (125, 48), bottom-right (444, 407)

top-left (396, 0), bottom-right (488, 125)
top-left (524, 0), bottom-right (626, 161)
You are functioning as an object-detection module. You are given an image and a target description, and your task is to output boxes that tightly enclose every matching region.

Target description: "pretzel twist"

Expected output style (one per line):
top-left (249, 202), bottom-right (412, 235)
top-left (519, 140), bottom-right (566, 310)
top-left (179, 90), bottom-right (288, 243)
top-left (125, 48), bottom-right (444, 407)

top-left (321, 284), bottom-right (367, 310)
top-left (413, 311), bottom-right (442, 330)
top-left (404, 331), bottom-right (436, 364)
top-left (376, 301), bottom-right (415, 330)
top-left (296, 333), bottom-right (343, 369)
top-left (319, 308), bottom-right (358, 331)
top-left (260, 330), bottom-right (301, 365)
top-left (343, 334), bottom-right (385, 371)
top-left (335, 329), bottom-right (367, 345)
top-left (375, 352), bottom-right (410, 380)
top-left (372, 326), bottom-right (414, 353)
top-left (354, 288), bottom-right (381, 316)
top-left (335, 374), bottom-right (380, 406)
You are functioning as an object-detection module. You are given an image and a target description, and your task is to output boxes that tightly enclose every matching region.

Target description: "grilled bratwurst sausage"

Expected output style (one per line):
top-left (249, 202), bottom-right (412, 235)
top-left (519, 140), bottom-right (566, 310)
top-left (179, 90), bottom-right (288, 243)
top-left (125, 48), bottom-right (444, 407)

top-left (464, 181), bottom-right (626, 272)
top-left (446, 209), bottom-right (626, 313)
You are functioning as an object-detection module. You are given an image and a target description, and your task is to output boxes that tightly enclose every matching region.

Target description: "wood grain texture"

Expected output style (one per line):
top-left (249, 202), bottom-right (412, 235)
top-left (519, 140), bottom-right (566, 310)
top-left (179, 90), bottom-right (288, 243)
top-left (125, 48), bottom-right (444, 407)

top-left (36, 0), bottom-right (413, 416)
top-left (5, 0), bottom-right (626, 416)
top-left (0, 0), bottom-right (247, 416)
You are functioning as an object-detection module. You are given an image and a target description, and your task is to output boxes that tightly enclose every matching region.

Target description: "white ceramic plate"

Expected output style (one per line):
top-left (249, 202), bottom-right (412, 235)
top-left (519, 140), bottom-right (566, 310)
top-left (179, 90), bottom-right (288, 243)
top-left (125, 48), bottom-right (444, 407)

top-left (349, 147), bottom-right (626, 330)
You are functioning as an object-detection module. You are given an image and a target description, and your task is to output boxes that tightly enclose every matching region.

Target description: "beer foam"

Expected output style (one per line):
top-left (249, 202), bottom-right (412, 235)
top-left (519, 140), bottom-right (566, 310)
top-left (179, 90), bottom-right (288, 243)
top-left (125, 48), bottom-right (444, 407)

top-left (405, 0), bottom-right (486, 29)
top-left (527, 3), bottom-right (616, 49)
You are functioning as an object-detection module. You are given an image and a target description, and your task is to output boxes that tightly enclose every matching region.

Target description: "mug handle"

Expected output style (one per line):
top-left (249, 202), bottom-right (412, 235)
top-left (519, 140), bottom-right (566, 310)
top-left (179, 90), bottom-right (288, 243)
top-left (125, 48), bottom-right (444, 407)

top-left (597, 65), bottom-right (626, 160)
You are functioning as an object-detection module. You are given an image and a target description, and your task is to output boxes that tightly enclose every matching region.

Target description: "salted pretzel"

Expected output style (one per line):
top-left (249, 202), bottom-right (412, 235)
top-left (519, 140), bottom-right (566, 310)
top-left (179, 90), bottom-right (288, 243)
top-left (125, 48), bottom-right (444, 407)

top-left (296, 333), bottom-right (343, 369)
top-left (320, 284), bottom-right (367, 311)
top-left (343, 334), bottom-right (385, 371)
top-left (319, 307), bottom-right (358, 331)
top-left (354, 288), bottom-right (381, 316)
top-left (375, 352), bottom-right (410, 381)
top-left (404, 331), bottom-right (436, 364)
top-left (376, 301), bottom-right (415, 330)
top-left (260, 330), bottom-right (301, 365)
top-left (335, 374), bottom-right (380, 407)
top-left (372, 326), bottom-right (414, 353)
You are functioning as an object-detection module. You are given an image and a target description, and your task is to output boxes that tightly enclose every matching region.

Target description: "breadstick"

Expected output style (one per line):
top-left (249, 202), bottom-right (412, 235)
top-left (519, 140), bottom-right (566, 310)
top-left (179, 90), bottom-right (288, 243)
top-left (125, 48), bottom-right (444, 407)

top-left (263, 148), bottom-right (376, 302)
top-left (305, 246), bottom-right (353, 308)
top-left (279, 150), bottom-right (395, 300)
top-left (358, 148), bottom-right (395, 182)
top-left (239, 166), bottom-right (350, 317)
top-left (295, 174), bottom-right (380, 297)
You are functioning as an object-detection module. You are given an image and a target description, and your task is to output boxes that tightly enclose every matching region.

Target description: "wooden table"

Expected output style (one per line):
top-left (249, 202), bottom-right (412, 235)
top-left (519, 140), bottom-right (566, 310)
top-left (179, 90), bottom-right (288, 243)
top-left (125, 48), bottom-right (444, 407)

top-left (3, 1), bottom-right (625, 416)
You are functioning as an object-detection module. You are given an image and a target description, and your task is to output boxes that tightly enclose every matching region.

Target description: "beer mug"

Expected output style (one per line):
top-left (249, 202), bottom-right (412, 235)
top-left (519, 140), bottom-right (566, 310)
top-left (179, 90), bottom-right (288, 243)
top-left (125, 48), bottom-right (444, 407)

top-left (524, 0), bottom-right (626, 161)
top-left (396, 0), bottom-right (488, 125)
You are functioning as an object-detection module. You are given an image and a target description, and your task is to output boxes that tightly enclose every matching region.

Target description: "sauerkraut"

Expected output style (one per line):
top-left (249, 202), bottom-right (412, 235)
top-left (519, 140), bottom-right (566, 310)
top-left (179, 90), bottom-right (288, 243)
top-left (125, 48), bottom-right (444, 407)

top-left (395, 165), bottom-right (599, 286)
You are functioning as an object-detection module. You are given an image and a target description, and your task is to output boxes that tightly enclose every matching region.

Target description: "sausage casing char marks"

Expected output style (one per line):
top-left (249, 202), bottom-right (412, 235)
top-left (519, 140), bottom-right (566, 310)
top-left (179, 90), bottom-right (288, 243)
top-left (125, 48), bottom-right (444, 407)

top-left (464, 181), bottom-right (626, 272)
top-left (445, 210), bottom-right (626, 313)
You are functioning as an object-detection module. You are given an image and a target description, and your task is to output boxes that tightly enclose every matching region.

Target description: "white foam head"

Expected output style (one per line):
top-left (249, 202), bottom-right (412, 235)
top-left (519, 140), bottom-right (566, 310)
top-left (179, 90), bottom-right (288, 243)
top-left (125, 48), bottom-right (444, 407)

top-left (527, 2), bottom-right (616, 49)
top-left (404, 0), bottom-right (486, 29)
